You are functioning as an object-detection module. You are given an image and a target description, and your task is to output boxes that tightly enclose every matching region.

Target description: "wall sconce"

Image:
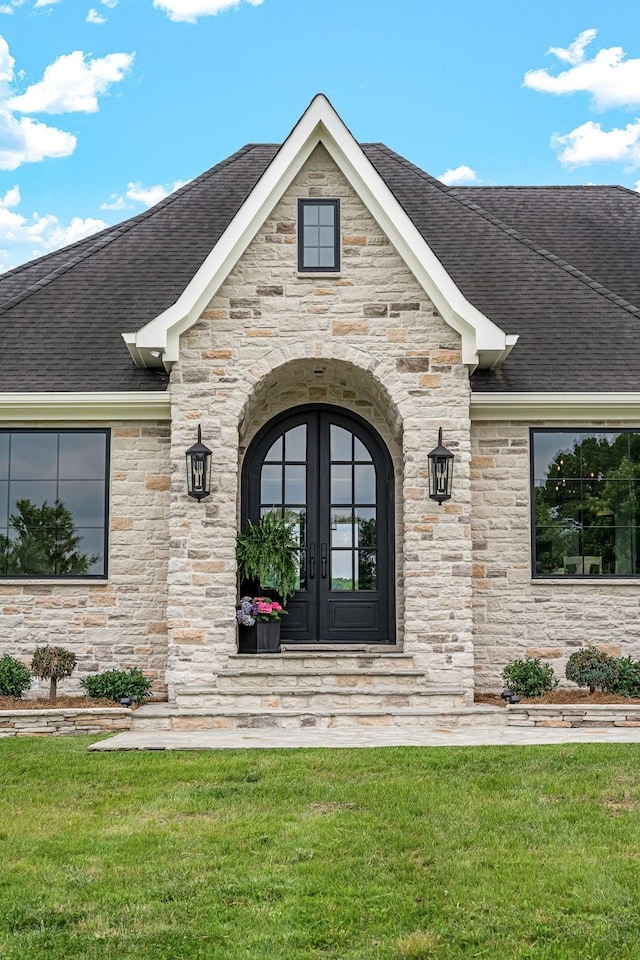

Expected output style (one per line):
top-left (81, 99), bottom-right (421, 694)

top-left (427, 427), bottom-right (454, 504)
top-left (185, 425), bottom-right (212, 501)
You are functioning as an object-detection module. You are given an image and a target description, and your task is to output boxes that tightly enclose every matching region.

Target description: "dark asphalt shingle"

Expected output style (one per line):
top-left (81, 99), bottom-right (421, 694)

top-left (1, 139), bottom-right (638, 393)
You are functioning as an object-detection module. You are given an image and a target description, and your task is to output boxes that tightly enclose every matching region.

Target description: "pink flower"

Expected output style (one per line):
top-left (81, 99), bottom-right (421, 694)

top-left (271, 602), bottom-right (282, 612)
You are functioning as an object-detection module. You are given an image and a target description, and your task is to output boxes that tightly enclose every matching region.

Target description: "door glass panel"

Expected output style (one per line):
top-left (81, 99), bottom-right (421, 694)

top-left (330, 425), bottom-right (351, 461)
top-left (354, 464), bottom-right (376, 503)
top-left (284, 465), bottom-right (306, 504)
top-left (331, 509), bottom-right (353, 547)
top-left (354, 437), bottom-right (372, 462)
top-left (264, 436), bottom-right (282, 462)
top-left (357, 551), bottom-right (377, 590)
top-left (260, 464), bottom-right (282, 506)
top-left (285, 425), bottom-right (306, 461)
top-left (331, 464), bottom-right (352, 503)
top-left (331, 550), bottom-right (353, 590)
top-left (356, 507), bottom-right (377, 547)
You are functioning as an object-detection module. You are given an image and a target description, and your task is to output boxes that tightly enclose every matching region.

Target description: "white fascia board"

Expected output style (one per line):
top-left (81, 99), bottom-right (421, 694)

top-left (0, 392), bottom-right (171, 421)
top-left (128, 94), bottom-right (512, 369)
top-left (470, 393), bottom-right (640, 421)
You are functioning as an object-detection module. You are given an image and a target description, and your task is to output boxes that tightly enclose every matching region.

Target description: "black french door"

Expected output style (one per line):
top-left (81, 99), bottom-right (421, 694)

top-left (242, 405), bottom-right (395, 644)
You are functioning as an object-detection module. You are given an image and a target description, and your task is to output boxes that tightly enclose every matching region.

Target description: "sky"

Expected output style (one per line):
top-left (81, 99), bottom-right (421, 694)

top-left (1, 0), bottom-right (640, 272)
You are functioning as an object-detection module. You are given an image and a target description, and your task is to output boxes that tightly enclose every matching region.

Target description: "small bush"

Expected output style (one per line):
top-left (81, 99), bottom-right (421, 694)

top-left (565, 646), bottom-right (618, 694)
top-left (31, 645), bottom-right (76, 701)
top-left (608, 656), bottom-right (640, 699)
top-left (502, 657), bottom-right (558, 697)
top-left (0, 654), bottom-right (32, 698)
top-left (80, 668), bottom-right (152, 703)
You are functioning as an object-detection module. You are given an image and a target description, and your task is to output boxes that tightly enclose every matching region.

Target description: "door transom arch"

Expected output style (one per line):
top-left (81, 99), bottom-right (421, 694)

top-left (241, 404), bottom-right (395, 644)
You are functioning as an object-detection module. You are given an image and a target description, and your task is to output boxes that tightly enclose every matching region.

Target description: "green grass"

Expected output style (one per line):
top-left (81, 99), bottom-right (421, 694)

top-left (2, 739), bottom-right (640, 959)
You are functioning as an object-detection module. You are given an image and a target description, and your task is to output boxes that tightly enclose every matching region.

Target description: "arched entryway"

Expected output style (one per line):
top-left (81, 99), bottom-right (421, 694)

top-left (241, 404), bottom-right (395, 644)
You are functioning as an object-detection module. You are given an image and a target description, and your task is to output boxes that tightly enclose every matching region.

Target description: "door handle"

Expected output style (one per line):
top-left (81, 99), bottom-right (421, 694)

top-left (309, 544), bottom-right (315, 579)
top-left (321, 543), bottom-right (327, 579)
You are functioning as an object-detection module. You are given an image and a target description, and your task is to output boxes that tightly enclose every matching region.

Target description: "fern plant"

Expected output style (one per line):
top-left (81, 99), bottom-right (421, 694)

top-left (236, 511), bottom-right (299, 602)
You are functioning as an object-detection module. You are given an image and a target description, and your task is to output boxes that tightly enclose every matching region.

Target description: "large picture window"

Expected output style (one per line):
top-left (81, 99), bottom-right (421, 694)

top-left (0, 430), bottom-right (109, 578)
top-left (532, 429), bottom-right (640, 577)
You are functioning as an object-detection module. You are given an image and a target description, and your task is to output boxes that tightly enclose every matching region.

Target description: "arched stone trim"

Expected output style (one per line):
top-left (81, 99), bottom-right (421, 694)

top-left (231, 340), bottom-right (406, 440)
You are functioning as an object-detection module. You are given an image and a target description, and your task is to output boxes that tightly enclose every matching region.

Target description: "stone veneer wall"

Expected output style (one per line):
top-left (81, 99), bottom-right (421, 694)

top-left (167, 143), bottom-right (474, 698)
top-left (0, 421), bottom-right (170, 697)
top-left (471, 420), bottom-right (640, 691)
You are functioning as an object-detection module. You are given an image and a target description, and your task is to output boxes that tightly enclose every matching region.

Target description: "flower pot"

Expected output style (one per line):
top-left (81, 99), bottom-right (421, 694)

top-left (237, 620), bottom-right (281, 654)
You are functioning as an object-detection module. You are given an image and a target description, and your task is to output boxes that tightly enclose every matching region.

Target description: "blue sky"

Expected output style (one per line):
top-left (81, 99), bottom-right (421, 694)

top-left (1, 0), bottom-right (640, 271)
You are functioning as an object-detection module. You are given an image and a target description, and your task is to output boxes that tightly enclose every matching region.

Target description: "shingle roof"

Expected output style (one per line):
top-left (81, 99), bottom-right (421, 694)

top-left (2, 139), bottom-right (639, 393)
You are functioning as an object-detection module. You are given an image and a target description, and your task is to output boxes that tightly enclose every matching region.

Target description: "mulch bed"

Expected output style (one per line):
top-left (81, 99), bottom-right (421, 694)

top-left (0, 696), bottom-right (125, 711)
top-left (476, 691), bottom-right (640, 708)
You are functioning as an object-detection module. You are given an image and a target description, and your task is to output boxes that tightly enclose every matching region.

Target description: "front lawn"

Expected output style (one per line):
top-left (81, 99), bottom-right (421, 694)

top-left (1, 738), bottom-right (640, 959)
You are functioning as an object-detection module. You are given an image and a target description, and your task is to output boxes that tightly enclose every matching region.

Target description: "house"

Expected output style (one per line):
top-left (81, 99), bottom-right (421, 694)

top-left (1, 94), bottom-right (640, 721)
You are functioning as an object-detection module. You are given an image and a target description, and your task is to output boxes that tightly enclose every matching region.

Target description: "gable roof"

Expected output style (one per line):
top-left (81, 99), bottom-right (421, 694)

top-left (0, 97), bottom-right (639, 393)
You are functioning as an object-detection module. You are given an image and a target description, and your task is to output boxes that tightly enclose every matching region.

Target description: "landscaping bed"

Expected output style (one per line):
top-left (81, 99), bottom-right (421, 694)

top-left (0, 695), bottom-right (123, 711)
top-left (477, 691), bottom-right (640, 707)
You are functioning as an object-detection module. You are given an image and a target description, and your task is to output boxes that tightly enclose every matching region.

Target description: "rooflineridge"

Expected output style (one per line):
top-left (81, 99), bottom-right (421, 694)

top-left (124, 94), bottom-right (516, 373)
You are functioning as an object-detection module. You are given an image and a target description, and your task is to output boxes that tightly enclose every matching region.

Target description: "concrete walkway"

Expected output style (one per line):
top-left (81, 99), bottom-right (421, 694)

top-left (89, 724), bottom-right (640, 751)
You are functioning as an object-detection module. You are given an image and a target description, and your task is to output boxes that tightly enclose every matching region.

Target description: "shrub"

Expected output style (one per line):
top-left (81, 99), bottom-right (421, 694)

top-left (502, 657), bottom-right (558, 697)
top-left (80, 668), bottom-right (152, 703)
top-left (608, 656), bottom-right (640, 699)
top-left (565, 646), bottom-right (618, 694)
top-left (31, 645), bottom-right (76, 701)
top-left (0, 654), bottom-right (32, 698)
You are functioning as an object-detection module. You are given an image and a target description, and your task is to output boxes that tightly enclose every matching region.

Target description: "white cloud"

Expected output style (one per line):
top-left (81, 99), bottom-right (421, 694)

top-left (153, 0), bottom-right (263, 25)
top-left (0, 33), bottom-right (14, 82)
top-left (100, 178), bottom-right (188, 210)
top-left (87, 8), bottom-right (106, 23)
top-left (34, 0), bottom-right (62, 7)
top-left (0, 113), bottom-right (75, 169)
top-left (101, 0), bottom-right (118, 6)
top-left (548, 28), bottom-right (597, 65)
top-left (0, 5), bottom-right (14, 14)
top-left (525, 30), bottom-right (640, 110)
top-left (552, 119), bottom-right (640, 167)
top-left (8, 50), bottom-right (134, 114)
top-left (438, 164), bottom-right (478, 185)
top-left (0, 197), bottom-right (107, 273)
top-left (0, 184), bottom-right (19, 207)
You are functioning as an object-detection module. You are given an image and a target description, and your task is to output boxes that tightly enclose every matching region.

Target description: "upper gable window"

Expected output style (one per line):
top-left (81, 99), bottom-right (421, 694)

top-left (298, 199), bottom-right (340, 272)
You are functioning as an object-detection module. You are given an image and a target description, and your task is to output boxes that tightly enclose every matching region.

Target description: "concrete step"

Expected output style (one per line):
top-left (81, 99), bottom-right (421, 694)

top-left (132, 703), bottom-right (504, 732)
top-left (229, 653), bottom-right (416, 671)
top-left (174, 684), bottom-right (466, 711)
top-left (215, 669), bottom-right (431, 692)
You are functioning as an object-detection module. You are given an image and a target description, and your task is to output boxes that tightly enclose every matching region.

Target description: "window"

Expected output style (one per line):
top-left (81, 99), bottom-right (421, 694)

top-left (0, 430), bottom-right (109, 578)
top-left (531, 429), bottom-right (640, 577)
top-left (298, 199), bottom-right (340, 272)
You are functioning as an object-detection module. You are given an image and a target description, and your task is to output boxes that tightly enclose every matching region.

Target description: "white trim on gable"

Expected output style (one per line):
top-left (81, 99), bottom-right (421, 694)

top-left (123, 94), bottom-right (515, 372)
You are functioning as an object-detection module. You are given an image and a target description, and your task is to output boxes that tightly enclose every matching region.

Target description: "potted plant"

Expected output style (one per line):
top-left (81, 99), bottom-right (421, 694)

top-left (236, 596), bottom-right (287, 653)
top-left (236, 511), bottom-right (299, 597)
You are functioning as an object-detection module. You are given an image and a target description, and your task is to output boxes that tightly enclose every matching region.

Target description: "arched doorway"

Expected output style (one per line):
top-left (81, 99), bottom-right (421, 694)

top-left (241, 404), bottom-right (395, 644)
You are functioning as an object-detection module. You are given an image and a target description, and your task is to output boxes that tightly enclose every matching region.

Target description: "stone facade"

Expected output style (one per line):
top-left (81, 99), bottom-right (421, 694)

top-left (0, 420), bottom-right (170, 698)
top-left (167, 144), bottom-right (474, 698)
top-left (471, 420), bottom-right (640, 691)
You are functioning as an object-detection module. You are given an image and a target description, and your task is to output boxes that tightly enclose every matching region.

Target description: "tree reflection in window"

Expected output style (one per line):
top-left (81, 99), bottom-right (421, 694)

top-left (533, 430), bottom-right (640, 577)
top-left (0, 499), bottom-right (99, 576)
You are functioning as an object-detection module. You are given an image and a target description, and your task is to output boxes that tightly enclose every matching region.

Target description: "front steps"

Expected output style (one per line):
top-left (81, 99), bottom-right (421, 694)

top-left (133, 651), bottom-right (504, 732)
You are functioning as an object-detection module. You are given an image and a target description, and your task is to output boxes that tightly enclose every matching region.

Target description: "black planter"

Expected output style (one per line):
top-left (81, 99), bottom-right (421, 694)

top-left (238, 619), bottom-right (281, 654)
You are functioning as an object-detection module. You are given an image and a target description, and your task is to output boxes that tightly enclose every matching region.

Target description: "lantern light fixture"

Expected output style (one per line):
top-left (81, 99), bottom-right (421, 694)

top-left (427, 427), bottom-right (454, 504)
top-left (185, 424), bottom-right (212, 501)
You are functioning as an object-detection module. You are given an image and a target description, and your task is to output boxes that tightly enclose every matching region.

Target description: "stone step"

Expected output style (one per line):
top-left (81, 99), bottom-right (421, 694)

top-left (132, 704), bottom-right (505, 732)
top-left (174, 685), bottom-right (466, 711)
top-left (215, 669), bottom-right (430, 692)
top-left (229, 653), bottom-right (416, 671)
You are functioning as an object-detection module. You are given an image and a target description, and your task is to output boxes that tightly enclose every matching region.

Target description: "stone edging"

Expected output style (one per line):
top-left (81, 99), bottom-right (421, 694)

top-left (507, 704), bottom-right (640, 728)
top-left (0, 707), bottom-right (133, 737)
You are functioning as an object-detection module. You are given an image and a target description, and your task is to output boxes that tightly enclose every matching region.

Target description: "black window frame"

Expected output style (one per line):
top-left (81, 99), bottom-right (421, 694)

top-left (0, 427), bottom-right (110, 580)
top-left (530, 427), bottom-right (640, 580)
top-left (297, 198), bottom-right (340, 273)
